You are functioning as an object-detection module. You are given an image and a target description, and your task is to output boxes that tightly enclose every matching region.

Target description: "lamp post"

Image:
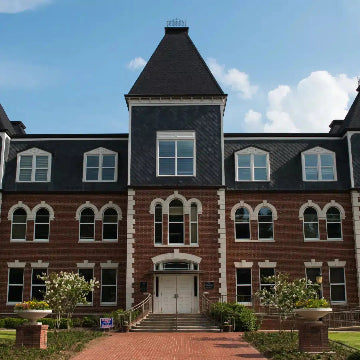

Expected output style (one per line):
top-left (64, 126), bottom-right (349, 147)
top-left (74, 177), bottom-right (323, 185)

top-left (316, 275), bottom-right (323, 299)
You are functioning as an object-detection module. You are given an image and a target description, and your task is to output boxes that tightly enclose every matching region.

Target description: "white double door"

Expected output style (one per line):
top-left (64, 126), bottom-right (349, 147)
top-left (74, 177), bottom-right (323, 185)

top-left (156, 275), bottom-right (198, 314)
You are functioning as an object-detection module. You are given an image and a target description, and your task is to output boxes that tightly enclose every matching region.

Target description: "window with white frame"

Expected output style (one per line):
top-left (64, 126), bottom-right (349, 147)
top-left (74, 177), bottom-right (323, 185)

top-left (154, 204), bottom-right (163, 245)
top-left (102, 208), bottom-right (118, 241)
top-left (34, 208), bottom-right (50, 241)
top-left (83, 148), bottom-right (117, 182)
top-left (235, 147), bottom-right (270, 181)
top-left (157, 132), bottom-right (195, 176)
top-left (17, 148), bottom-right (51, 182)
top-left (190, 203), bottom-right (198, 245)
top-left (236, 268), bottom-right (252, 303)
top-left (258, 207), bottom-right (273, 240)
top-left (168, 199), bottom-right (184, 244)
top-left (11, 208), bottom-right (27, 241)
top-left (302, 147), bottom-right (336, 181)
top-left (235, 208), bottom-right (250, 240)
top-left (78, 268), bottom-right (94, 304)
top-left (101, 268), bottom-right (117, 305)
top-left (303, 207), bottom-right (319, 240)
top-left (305, 267), bottom-right (322, 286)
top-left (260, 268), bottom-right (275, 292)
top-left (79, 208), bottom-right (95, 241)
top-left (326, 207), bottom-right (342, 240)
top-left (31, 268), bottom-right (47, 300)
top-left (329, 267), bottom-right (346, 303)
top-left (7, 268), bottom-right (24, 303)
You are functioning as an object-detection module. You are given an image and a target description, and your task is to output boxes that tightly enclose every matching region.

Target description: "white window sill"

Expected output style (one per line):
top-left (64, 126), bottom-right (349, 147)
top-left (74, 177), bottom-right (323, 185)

top-left (77, 303), bottom-right (93, 307)
top-left (82, 180), bottom-right (116, 183)
top-left (102, 239), bottom-right (118, 243)
top-left (303, 180), bottom-right (337, 182)
top-left (331, 301), bottom-right (347, 305)
top-left (16, 181), bottom-right (50, 183)
top-left (10, 239), bottom-right (26, 242)
top-left (326, 238), bottom-right (343, 241)
top-left (303, 239), bottom-right (321, 242)
top-left (33, 239), bottom-right (50, 243)
top-left (7, 302), bottom-right (20, 306)
top-left (235, 239), bottom-right (274, 243)
top-left (157, 175), bottom-right (195, 177)
top-left (304, 239), bottom-right (342, 242)
top-left (155, 244), bottom-right (199, 247)
top-left (78, 239), bottom-right (95, 243)
top-left (235, 180), bottom-right (270, 182)
top-left (236, 302), bottom-right (252, 306)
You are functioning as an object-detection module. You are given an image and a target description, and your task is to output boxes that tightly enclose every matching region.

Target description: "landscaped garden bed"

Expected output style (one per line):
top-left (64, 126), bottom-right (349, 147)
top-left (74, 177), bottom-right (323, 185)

top-left (244, 331), bottom-right (360, 360)
top-left (0, 329), bottom-right (102, 360)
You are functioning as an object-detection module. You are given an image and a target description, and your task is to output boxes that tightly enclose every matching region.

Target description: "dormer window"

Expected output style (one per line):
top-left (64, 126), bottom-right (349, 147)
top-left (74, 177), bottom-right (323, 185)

top-left (157, 131), bottom-right (195, 176)
top-left (83, 148), bottom-right (117, 182)
top-left (235, 147), bottom-right (270, 182)
top-left (302, 147), bottom-right (336, 181)
top-left (16, 148), bottom-right (51, 182)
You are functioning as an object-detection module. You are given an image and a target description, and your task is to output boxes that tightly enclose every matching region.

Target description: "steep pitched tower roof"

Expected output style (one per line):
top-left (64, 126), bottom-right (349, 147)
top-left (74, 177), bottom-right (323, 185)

top-left (126, 26), bottom-right (224, 97)
top-left (342, 83), bottom-right (360, 133)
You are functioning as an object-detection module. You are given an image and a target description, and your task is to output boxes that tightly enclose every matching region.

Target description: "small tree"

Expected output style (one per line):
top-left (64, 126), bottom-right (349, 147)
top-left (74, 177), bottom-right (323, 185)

top-left (40, 271), bottom-right (99, 330)
top-left (255, 272), bottom-right (318, 330)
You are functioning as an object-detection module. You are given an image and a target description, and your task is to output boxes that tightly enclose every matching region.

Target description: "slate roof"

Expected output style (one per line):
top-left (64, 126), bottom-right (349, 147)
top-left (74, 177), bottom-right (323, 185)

top-left (126, 27), bottom-right (224, 97)
top-left (0, 104), bottom-right (15, 135)
top-left (342, 89), bottom-right (360, 133)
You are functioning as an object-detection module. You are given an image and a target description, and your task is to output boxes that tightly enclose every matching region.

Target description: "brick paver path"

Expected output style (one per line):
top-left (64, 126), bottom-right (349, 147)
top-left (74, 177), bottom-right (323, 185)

top-left (72, 332), bottom-right (267, 360)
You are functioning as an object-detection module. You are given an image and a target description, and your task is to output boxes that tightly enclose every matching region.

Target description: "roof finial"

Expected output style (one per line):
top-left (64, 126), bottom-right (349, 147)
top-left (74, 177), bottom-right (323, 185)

top-left (166, 18), bottom-right (187, 27)
top-left (357, 77), bottom-right (360, 92)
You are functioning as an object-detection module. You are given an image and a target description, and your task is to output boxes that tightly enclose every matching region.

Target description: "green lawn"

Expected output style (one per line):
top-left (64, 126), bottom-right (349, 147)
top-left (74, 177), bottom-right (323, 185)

top-left (329, 332), bottom-right (360, 350)
top-left (0, 330), bottom-right (15, 340)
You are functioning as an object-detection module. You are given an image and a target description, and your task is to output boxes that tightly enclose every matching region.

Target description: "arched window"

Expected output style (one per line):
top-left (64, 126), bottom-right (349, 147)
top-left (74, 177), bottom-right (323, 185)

top-left (11, 208), bottom-right (27, 240)
top-left (154, 204), bottom-right (162, 245)
top-left (190, 203), bottom-right (198, 244)
top-left (258, 207), bottom-right (273, 240)
top-left (168, 199), bottom-right (184, 244)
top-left (79, 208), bottom-right (95, 241)
top-left (235, 208), bottom-right (250, 240)
top-left (34, 208), bottom-right (50, 241)
top-left (326, 207), bottom-right (342, 240)
top-left (102, 208), bottom-right (118, 241)
top-left (303, 207), bottom-right (319, 240)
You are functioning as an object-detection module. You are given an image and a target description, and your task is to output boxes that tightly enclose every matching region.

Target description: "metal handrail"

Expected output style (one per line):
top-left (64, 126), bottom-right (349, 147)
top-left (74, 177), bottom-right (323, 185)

top-left (128, 293), bottom-right (152, 326)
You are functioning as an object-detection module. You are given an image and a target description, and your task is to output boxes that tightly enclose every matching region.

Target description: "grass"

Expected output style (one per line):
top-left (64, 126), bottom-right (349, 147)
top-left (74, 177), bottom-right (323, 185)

top-left (0, 329), bottom-right (102, 360)
top-left (244, 331), bottom-right (356, 360)
top-left (329, 332), bottom-right (360, 350)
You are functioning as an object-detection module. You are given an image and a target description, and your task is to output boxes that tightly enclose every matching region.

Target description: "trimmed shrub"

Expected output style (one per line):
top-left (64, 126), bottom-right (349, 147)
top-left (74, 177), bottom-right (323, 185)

top-left (3, 317), bottom-right (27, 328)
top-left (72, 317), bottom-right (84, 328)
top-left (210, 302), bottom-right (260, 331)
top-left (82, 316), bottom-right (100, 328)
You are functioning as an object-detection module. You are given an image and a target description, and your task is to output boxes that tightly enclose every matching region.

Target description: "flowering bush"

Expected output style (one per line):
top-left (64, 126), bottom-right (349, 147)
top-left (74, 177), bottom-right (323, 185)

top-left (295, 298), bottom-right (330, 308)
top-left (14, 300), bottom-right (50, 311)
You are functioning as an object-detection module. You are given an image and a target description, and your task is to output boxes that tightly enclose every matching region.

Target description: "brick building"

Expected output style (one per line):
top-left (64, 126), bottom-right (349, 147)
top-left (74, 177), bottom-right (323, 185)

top-left (0, 24), bottom-right (360, 316)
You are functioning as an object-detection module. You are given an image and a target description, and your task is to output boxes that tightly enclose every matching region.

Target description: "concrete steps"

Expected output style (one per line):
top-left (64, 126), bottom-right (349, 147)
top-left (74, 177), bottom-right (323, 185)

top-left (131, 313), bottom-right (220, 332)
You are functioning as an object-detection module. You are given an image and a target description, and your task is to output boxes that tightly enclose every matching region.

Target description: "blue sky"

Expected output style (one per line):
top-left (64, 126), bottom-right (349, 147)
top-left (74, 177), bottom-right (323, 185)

top-left (0, 0), bottom-right (359, 134)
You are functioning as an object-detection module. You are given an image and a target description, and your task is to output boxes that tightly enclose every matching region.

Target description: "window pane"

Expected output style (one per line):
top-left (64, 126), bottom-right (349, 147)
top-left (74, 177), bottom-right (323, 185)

top-left (102, 155), bottom-right (115, 167)
top-left (191, 223), bottom-right (198, 244)
top-left (260, 268), bottom-right (275, 282)
top-left (12, 224), bottom-right (26, 239)
top-left (36, 209), bottom-right (50, 223)
top-left (36, 156), bottom-right (48, 168)
top-left (330, 268), bottom-right (345, 283)
top-left (177, 158), bottom-right (193, 175)
top-left (19, 169), bottom-right (32, 181)
top-left (9, 269), bottom-right (24, 284)
top-left (238, 155), bottom-right (250, 167)
top-left (155, 205), bottom-right (162, 222)
top-left (327, 223), bottom-right (342, 239)
top-left (8, 286), bottom-right (23, 303)
top-left (20, 156), bottom-right (32, 167)
top-left (321, 154), bottom-right (333, 167)
top-left (32, 269), bottom-right (46, 285)
top-left (35, 169), bottom-right (48, 181)
top-left (102, 168), bottom-right (115, 181)
top-left (321, 167), bottom-right (334, 180)
top-left (101, 286), bottom-right (116, 303)
top-left (155, 223), bottom-right (162, 244)
top-left (35, 224), bottom-right (49, 239)
top-left (304, 223), bottom-right (319, 239)
top-left (238, 168), bottom-right (251, 181)
top-left (236, 286), bottom-right (252, 302)
top-left (159, 158), bottom-right (175, 175)
top-left (254, 168), bottom-right (267, 180)
top-left (306, 268), bottom-right (321, 284)
top-left (254, 154), bottom-right (266, 167)
top-left (327, 208), bottom-right (341, 222)
top-left (86, 168), bottom-right (99, 181)
top-left (87, 155), bottom-right (99, 167)
top-left (331, 285), bottom-right (345, 302)
top-left (305, 154), bottom-right (318, 167)
top-left (103, 224), bottom-right (117, 239)
top-left (305, 168), bottom-right (318, 180)
top-left (190, 204), bottom-right (197, 221)
top-left (32, 286), bottom-right (45, 301)
top-left (80, 209), bottom-right (95, 222)
top-left (102, 269), bottom-right (116, 285)
top-left (159, 141), bottom-right (175, 157)
top-left (258, 207), bottom-right (272, 222)
top-left (80, 224), bottom-right (94, 239)
top-left (103, 209), bottom-right (118, 223)
top-left (13, 209), bottom-right (27, 223)
top-left (169, 223), bottom-right (184, 243)
top-left (235, 223), bottom-right (250, 239)
top-left (259, 223), bottom-right (273, 239)
top-left (79, 269), bottom-right (93, 282)
top-left (304, 208), bottom-right (318, 222)
top-left (177, 141), bottom-right (193, 157)
top-left (235, 208), bottom-right (249, 222)
top-left (237, 268), bottom-right (251, 284)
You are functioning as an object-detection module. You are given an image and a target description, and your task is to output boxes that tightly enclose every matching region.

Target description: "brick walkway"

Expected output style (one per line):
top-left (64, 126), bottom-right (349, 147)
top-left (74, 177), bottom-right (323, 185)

top-left (72, 332), bottom-right (267, 360)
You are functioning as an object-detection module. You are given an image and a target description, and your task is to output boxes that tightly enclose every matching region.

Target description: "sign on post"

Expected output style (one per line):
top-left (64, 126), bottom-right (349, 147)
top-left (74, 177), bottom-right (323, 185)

top-left (100, 318), bottom-right (114, 329)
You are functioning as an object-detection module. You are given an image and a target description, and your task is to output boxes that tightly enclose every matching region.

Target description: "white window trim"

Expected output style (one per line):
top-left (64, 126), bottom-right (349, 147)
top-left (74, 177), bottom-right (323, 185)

top-left (301, 147), bottom-right (337, 182)
top-left (305, 266), bottom-right (323, 294)
top-left (7, 267), bottom-right (24, 305)
top-left (16, 148), bottom-right (52, 183)
top-left (100, 267), bottom-right (117, 306)
top-left (102, 208), bottom-right (119, 242)
top-left (325, 206), bottom-right (343, 241)
top-left (154, 203), bottom-right (163, 245)
top-left (234, 207), bottom-right (251, 241)
top-left (79, 208), bottom-right (96, 242)
top-left (235, 147), bottom-right (270, 182)
top-left (10, 205), bottom-right (29, 242)
top-left (257, 207), bottom-right (274, 241)
top-left (190, 203), bottom-right (198, 245)
top-left (78, 267), bottom-right (94, 306)
top-left (31, 267), bottom-right (47, 300)
top-left (168, 200), bottom-right (185, 245)
top-left (82, 147), bottom-right (118, 183)
top-left (235, 267), bottom-right (252, 305)
top-left (259, 267), bottom-right (275, 291)
top-left (156, 131), bottom-right (196, 177)
top-left (329, 267), bottom-right (347, 304)
top-left (33, 208), bottom-right (51, 242)
top-left (302, 207), bottom-right (320, 241)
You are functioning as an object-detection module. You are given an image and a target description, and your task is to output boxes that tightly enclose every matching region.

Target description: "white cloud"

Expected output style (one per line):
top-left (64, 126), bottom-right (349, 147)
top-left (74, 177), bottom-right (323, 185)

top-left (242, 71), bottom-right (357, 133)
top-left (0, 0), bottom-right (51, 13)
top-left (207, 58), bottom-right (258, 99)
top-left (127, 57), bottom-right (146, 71)
top-left (244, 110), bottom-right (263, 132)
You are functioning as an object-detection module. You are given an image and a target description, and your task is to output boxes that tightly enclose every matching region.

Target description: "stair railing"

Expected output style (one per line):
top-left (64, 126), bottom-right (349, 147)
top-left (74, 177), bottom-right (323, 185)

top-left (127, 293), bottom-right (152, 327)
